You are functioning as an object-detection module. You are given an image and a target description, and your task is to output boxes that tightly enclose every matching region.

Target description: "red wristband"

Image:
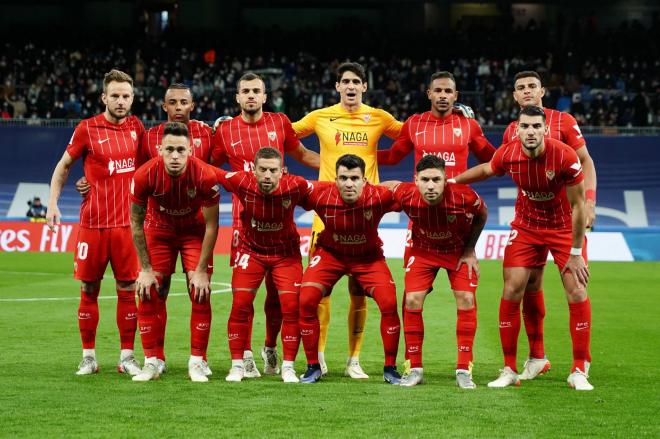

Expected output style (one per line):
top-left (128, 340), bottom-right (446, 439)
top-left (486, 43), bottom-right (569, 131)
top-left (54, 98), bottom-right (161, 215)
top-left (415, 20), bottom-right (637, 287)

top-left (585, 189), bottom-right (596, 202)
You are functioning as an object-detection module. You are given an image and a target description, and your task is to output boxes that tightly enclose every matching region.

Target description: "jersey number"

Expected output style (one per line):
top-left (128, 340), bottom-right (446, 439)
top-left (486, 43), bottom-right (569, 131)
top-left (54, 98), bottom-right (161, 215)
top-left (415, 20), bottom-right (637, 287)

top-left (77, 242), bottom-right (89, 260)
top-left (233, 253), bottom-right (250, 269)
top-left (231, 230), bottom-right (240, 248)
top-left (308, 255), bottom-right (322, 268)
top-left (506, 229), bottom-right (518, 246)
top-left (405, 256), bottom-right (415, 273)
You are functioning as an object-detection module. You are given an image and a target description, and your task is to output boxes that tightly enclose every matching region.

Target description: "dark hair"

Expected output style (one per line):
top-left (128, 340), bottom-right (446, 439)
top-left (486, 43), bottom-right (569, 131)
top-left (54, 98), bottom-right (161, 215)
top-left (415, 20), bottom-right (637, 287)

top-left (163, 121), bottom-right (189, 138)
top-left (518, 105), bottom-right (546, 122)
top-left (103, 69), bottom-right (133, 93)
top-left (416, 155), bottom-right (446, 173)
top-left (254, 146), bottom-right (282, 164)
top-left (513, 70), bottom-right (542, 85)
top-left (237, 72), bottom-right (266, 91)
top-left (335, 154), bottom-right (365, 175)
top-left (336, 62), bottom-right (366, 83)
top-left (429, 71), bottom-right (456, 88)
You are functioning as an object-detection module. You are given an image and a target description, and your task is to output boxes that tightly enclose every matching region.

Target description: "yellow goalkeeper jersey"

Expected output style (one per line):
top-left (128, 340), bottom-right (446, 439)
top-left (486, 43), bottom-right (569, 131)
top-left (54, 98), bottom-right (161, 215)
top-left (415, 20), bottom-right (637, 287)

top-left (293, 103), bottom-right (402, 183)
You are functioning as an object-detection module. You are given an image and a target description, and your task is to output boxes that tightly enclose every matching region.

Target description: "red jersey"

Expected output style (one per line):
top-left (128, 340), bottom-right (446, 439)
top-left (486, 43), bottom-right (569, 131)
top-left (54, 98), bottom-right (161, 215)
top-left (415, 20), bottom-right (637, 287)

top-left (211, 112), bottom-right (300, 227)
top-left (130, 156), bottom-right (220, 231)
top-left (502, 108), bottom-right (586, 151)
top-left (490, 138), bottom-right (584, 230)
top-left (137, 120), bottom-right (213, 167)
top-left (392, 182), bottom-right (485, 255)
top-left (215, 170), bottom-right (310, 257)
top-left (67, 114), bottom-right (144, 228)
top-left (377, 112), bottom-right (495, 178)
top-left (303, 182), bottom-right (396, 258)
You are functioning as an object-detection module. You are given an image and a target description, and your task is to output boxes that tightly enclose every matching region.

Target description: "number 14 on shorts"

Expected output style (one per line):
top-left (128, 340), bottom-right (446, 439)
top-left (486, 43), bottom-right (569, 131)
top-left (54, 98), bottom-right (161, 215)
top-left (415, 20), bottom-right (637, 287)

top-left (233, 252), bottom-right (250, 269)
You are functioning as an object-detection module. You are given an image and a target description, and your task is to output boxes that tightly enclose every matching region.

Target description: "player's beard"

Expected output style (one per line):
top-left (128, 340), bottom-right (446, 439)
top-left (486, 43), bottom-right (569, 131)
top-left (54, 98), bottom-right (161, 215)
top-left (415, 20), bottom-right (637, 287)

top-left (107, 107), bottom-right (128, 122)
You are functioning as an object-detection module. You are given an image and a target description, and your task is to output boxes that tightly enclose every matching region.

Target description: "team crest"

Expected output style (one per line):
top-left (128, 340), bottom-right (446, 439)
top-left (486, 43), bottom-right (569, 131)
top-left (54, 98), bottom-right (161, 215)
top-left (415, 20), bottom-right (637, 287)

top-left (130, 130), bottom-right (137, 141)
top-left (546, 170), bottom-right (556, 180)
top-left (268, 131), bottom-right (277, 141)
top-left (193, 138), bottom-right (201, 147)
top-left (364, 209), bottom-right (373, 220)
top-left (363, 114), bottom-right (371, 123)
top-left (187, 188), bottom-right (197, 198)
top-left (453, 128), bottom-right (462, 137)
top-left (447, 215), bottom-right (456, 223)
top-left (282, 198), bottom-right (291, 209)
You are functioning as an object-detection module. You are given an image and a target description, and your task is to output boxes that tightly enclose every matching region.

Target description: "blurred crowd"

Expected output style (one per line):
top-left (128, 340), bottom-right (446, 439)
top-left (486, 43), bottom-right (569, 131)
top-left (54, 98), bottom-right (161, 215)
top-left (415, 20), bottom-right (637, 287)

top-left (1, 17), bottom-right (658, 127)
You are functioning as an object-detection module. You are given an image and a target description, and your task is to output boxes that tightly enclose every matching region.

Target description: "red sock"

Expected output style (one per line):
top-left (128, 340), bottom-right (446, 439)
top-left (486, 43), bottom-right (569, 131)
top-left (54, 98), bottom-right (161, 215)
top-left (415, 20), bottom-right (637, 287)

top-left (155, 296), bottom-right (167, 361)
top-left (78, 285), bottom-right (100, 349)
top-left (569, 297), bottom-right (592, 372)
top-left (403, 306), bottom-right (423, 368)
top-left (401, 294), bottom-right (409, 361)
top-left (499, 298), bottom-right (521, 372)
top-left (190, 299), bottom-right (212, 357)
top-left (299, 286), bottom-right (322, 364)
top-left (264, 272), bottom-right (283, 348)
top-left (522, 290), bottom-right (546, 359)
top-left (137, 285), bottom-right (160, 358)
top-left (116, 288), bottom-right (137, 350)
top-left (227, 291), bottom-right (254, 360)
top-left (244, 301), bottom-right (254, 353)
top-left (456, 307), bottom-right (477, 370)
top-left (372, 286), bottom-right (400, 367)
top-left (279, 292), bottom-right (300, 362)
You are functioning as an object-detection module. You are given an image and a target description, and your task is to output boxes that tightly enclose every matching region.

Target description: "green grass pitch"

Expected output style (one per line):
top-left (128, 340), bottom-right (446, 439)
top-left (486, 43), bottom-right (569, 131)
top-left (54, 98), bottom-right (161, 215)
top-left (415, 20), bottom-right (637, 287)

top-left (0, 252), bottom-right (658, 438)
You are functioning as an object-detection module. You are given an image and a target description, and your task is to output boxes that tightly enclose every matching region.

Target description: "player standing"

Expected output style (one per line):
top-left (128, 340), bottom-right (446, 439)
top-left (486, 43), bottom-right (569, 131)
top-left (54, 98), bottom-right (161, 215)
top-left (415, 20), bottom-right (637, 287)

top-left (47, 69), bottom-right (144, 376)
top-left (293, 62), bottom-right (402, 378)
top-left (453, 106), bottom-right (593, 391)
top-left (298, 154), bottom-right (401, 384)
top-left (385, 155), bottom-right (488, 388)
top-left (212, 72), bottom-right (319, 378)
top-left (502, 71), bottom-right (598, 380)
top-left (129, 122), bottom-right (220, 382)
top-left (215, 147), bottom-right (311, 383)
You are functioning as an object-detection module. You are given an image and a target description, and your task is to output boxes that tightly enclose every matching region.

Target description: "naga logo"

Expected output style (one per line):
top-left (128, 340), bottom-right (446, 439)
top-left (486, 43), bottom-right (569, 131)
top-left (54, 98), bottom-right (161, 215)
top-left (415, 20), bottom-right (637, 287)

top-left (499, 321), bottom-right (512, 328)
top-left (159, 206), bottom-right (192, 216)
top-left (335, 130), bottom-right (368, 146)
top-left (333, 233), bottom-right (367, 245)
top-left (407, 345), bottom-right (420, 353)
top-left (386, 326), bottom-right (400, 335)
top-left (108, 157), bottom-right (135, 176)
top-left (228, 333), bottom-right (240, 340)
top-left (422, 150), bottom-right (455, 166)
top-left (301, 329), bottom-right (314, 336)
top-left (196, 323), bottom-right (210, 331)
top-left (250, 218), bottom-right (284, 232)
top-left (522, 189), bottom-right (555, 201)
top-left (420, 229), bottom-right (452, 240)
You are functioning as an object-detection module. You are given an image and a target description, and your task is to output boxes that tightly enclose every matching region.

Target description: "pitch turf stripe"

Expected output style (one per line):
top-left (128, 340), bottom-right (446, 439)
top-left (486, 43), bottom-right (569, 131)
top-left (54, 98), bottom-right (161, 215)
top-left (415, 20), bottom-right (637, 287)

top-left (0, 282), bottom-right (232, 302)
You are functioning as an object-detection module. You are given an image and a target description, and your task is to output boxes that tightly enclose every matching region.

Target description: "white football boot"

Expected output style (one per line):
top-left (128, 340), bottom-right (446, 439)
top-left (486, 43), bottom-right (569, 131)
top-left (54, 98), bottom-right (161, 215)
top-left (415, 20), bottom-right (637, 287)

top-left (487, 367), bottom-right (520, 388)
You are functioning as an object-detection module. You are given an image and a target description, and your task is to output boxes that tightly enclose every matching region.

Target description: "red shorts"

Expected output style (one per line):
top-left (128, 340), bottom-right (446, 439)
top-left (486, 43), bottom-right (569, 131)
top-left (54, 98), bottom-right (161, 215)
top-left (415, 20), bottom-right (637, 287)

top-left (232, 251), bottom-right (303, 292)
top-left (404, 247), bottom-right (478, 294)
top-left (145, 226), bottom-right (213, 276)
top-left (302, 246), bottom-right (395, 294)
top-left (503, 224), bottom-right (588, 271)
top-left (74, 226), bottom-right (138, 282)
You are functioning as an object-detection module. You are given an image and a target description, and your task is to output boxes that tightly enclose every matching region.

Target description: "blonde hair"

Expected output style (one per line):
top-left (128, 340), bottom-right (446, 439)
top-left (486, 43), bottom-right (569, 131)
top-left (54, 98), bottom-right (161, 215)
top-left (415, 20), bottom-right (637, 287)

top-left (103, 69), bottom-right (133, 93)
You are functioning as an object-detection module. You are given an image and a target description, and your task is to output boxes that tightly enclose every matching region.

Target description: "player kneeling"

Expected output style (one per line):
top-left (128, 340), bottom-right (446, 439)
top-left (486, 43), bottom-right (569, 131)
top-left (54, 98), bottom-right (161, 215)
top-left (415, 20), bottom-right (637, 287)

top-left (298, 154), bottom-right (402, 384)
top-left (384, 155), bottom-right (487, 388)
top-left (130, 122), bottom-right (220, 382)
top-left (215, 147), bottom-right (309, 383)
